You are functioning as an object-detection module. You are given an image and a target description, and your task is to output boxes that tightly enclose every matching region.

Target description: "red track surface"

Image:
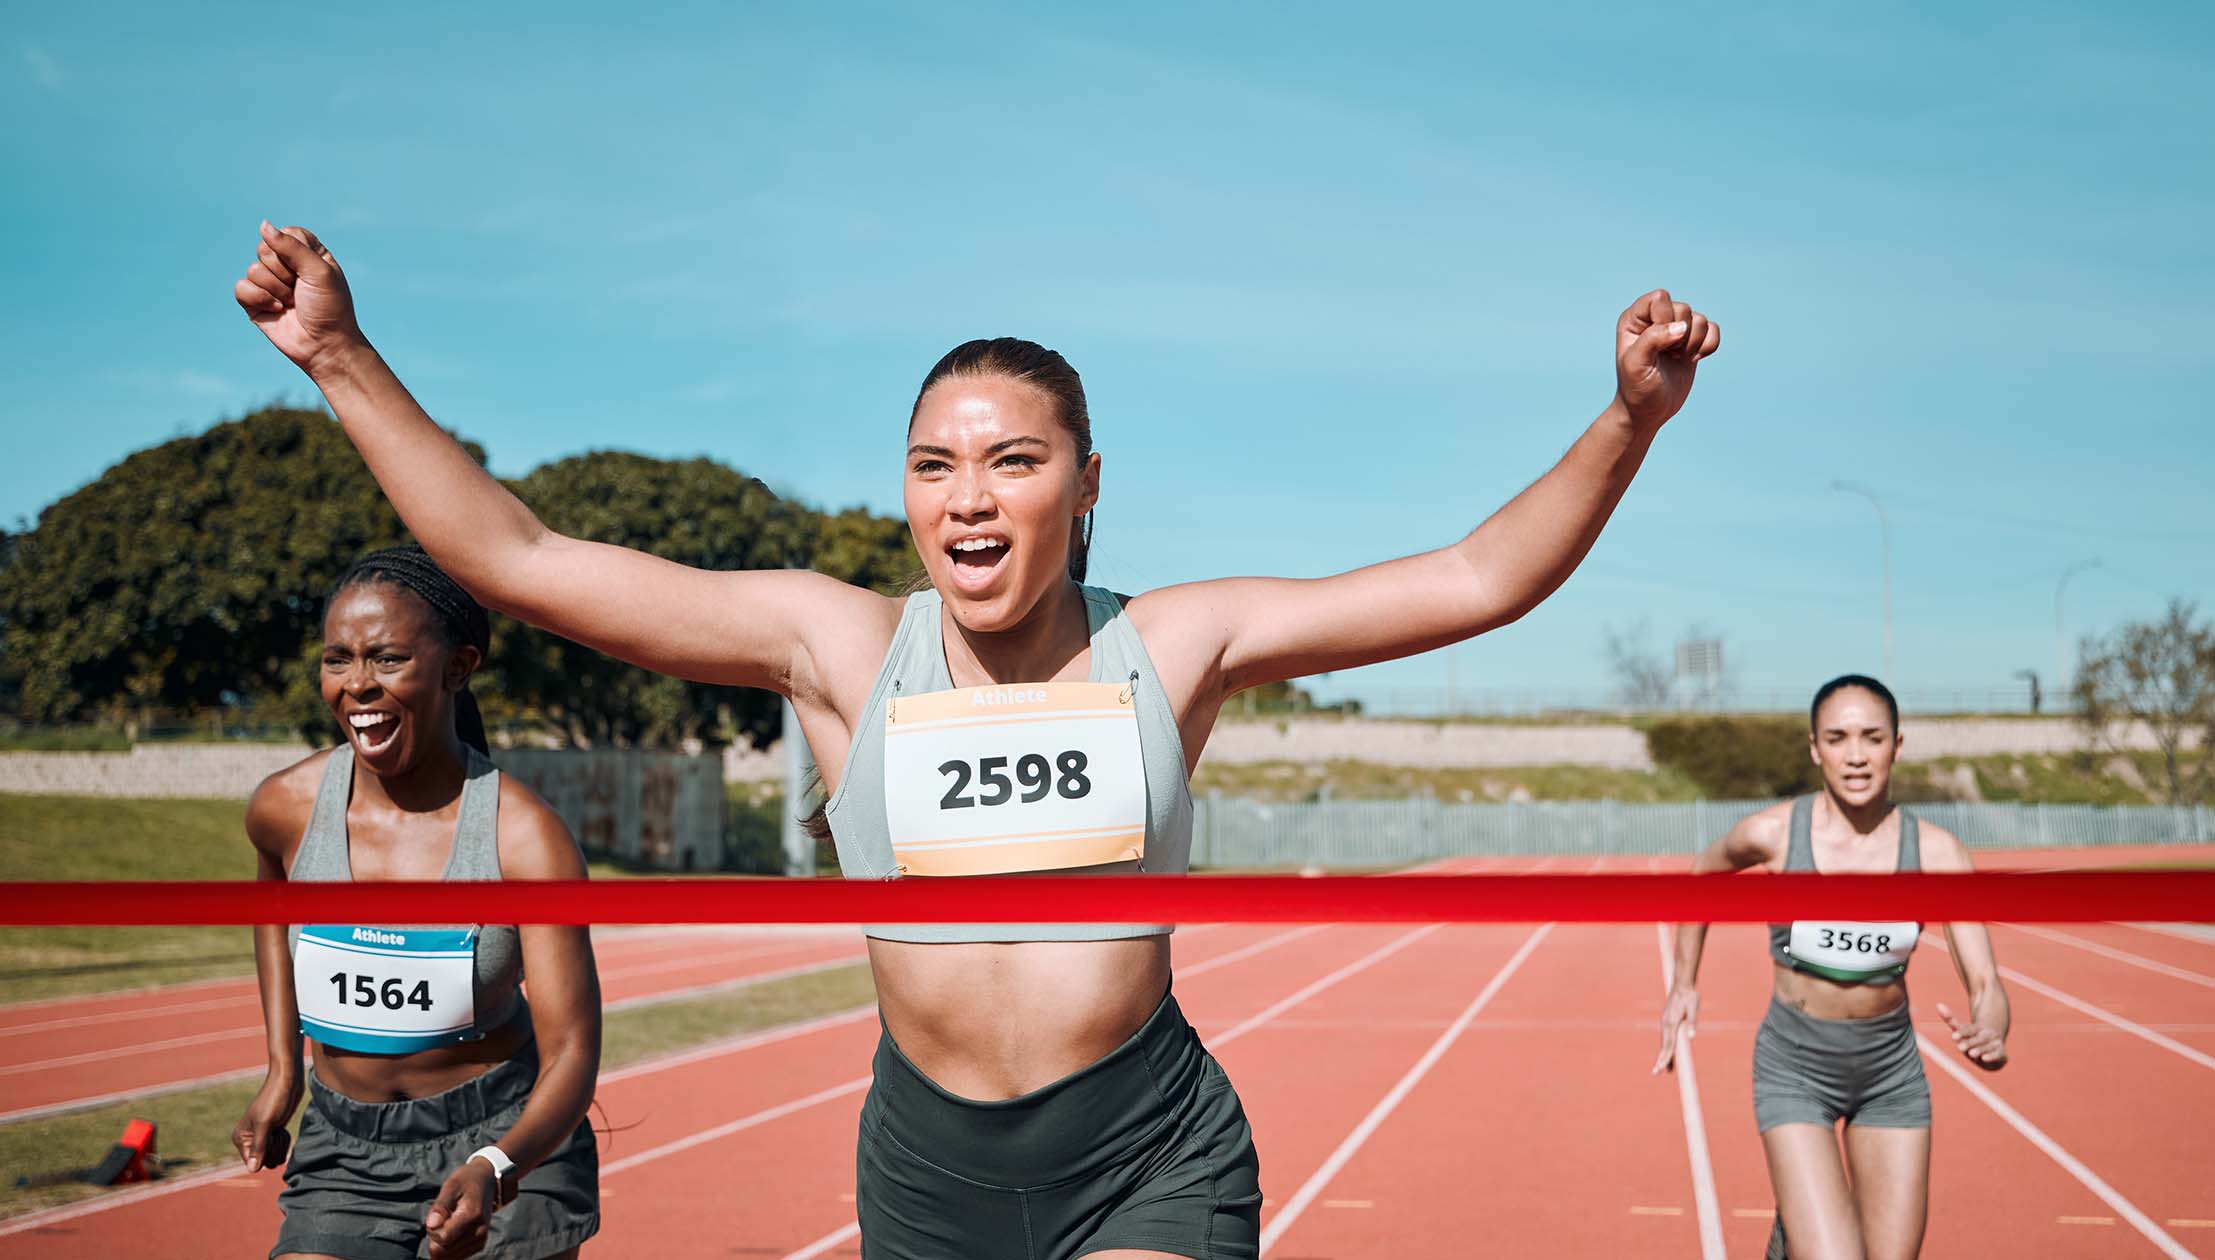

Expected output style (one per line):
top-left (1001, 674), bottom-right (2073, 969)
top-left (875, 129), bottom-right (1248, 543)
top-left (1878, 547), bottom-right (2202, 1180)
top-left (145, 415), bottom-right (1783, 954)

top-left (0, 927), bottom-right (866, 1121)
top-left (3, 847), bottom-right (2210, 1258)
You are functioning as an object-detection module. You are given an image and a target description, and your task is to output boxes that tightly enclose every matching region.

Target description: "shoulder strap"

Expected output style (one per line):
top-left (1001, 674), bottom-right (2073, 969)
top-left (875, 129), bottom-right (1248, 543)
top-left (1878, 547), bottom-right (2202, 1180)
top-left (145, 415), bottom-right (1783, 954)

top-left (1896, 807), bottom-right (1921, 873)
top-left (291, 747), bottom-right (357, 880)
top-left (1785, 795), bottom-right (1816, 872)
top-left (885, 589), bottom-right (952, 698)
top-left (444, 747), bottom-right (503, 881)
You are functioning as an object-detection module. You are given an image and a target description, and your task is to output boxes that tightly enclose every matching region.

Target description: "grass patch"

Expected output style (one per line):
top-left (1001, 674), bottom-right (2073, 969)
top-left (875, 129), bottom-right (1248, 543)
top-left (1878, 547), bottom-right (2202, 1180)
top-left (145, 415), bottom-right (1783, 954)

top-left (0, 1077), bottom-right (263, 1218)
top-left (0, 796), bottom-right (258, 1003)
top-left (0, 791), bottom-right (826, 1002)
top-left (1895, 751), bottom-right (2184, 806)
top-left (1190, 759), bottom-right (1704, 803)
top-left (0, 960), bottom-right (876, 1221)
top-left (600, 960), bottom-right (875, 1065)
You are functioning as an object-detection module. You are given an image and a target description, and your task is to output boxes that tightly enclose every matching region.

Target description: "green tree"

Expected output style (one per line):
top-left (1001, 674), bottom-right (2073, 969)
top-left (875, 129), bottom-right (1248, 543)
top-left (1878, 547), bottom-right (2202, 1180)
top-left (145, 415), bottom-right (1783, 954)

top-left (0, 408), bottom-right (433, 726)
top-left (488, 451), bottom-right (915, 750)
top-left (0, 415), bottom-right (914, 750)
top-left (2074, 599), bottom-right (2215, 805)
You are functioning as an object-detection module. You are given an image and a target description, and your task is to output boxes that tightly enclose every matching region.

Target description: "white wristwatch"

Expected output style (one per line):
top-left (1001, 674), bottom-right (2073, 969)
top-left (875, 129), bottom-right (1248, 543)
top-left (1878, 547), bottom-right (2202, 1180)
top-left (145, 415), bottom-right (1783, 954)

top-left (468, 1144), bottom-right (517, 1208)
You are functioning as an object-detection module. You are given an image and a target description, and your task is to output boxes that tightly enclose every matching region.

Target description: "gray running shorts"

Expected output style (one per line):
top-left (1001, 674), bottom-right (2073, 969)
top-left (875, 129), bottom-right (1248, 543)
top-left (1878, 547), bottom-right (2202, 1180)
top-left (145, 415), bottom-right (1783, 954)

top-left (273, 1046), bottom-right (598, 1260)
top-left (1751, 997), bottom-right (1930, 1133)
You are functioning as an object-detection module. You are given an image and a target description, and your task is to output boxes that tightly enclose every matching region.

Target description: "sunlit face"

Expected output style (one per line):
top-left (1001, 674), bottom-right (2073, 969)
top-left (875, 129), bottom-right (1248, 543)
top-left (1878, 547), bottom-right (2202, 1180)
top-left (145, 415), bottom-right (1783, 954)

top-left (904, 375), bottom-right (1100, 631)
top-left (1809, 686), bottom-right (1901, 809)
top-left (319, 583), bottom-right (478, 776)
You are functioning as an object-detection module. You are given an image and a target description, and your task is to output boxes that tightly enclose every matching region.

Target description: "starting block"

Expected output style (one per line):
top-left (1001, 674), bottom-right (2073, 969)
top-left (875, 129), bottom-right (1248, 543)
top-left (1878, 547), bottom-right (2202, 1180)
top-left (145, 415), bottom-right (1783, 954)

top-left (83, 1119), bottom-right (157, 1186)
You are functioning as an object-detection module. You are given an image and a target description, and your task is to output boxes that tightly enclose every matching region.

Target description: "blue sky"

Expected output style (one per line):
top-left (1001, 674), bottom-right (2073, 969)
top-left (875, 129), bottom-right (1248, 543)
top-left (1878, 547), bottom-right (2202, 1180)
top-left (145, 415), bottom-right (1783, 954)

top-left (5, 2), bottom-right (2210, 714)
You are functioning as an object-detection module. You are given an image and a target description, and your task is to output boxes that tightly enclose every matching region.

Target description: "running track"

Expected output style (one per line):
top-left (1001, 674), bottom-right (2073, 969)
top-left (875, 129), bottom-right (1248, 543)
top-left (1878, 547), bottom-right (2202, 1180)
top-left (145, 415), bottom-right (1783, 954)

top-left (3, 847), bottom-right (2210, 1257)
top-left (0, 926), bottom-right (868, 1122)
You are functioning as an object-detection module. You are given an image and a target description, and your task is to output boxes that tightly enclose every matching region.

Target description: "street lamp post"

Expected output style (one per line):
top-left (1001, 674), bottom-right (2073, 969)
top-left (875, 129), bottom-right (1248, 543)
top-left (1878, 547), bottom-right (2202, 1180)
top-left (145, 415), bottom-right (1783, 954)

top-left (1832, 481), bottom-right (1895, 682)
top-left (2055, 558), bottom-right (2102, 705)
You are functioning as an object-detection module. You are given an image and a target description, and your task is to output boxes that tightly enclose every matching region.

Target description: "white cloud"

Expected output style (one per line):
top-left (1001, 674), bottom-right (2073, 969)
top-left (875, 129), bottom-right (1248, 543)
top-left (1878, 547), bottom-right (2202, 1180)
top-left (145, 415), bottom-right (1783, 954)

top-left (104, 369), bottom-right (243, 400)
top-left (21, 43), bottom-right (62, 90)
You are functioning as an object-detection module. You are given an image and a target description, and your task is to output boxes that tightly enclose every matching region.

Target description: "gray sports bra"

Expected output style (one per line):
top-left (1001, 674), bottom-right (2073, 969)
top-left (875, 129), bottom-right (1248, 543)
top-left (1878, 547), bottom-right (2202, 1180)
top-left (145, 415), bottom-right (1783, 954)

top-left (1767, 794), bottom-right (1922, 986)
top-left (824, 585), bottom-right (1194, 943)
top-left (286, 745), bottom-right (525, 1032)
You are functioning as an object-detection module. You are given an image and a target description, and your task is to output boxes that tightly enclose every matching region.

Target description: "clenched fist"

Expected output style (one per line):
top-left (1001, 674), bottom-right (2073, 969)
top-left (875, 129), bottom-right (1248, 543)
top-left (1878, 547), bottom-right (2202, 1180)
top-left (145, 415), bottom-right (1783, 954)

top-left (235, 221), bottom-right (365, 379)
top-left (1614, 288), bottom-right (1720, 431)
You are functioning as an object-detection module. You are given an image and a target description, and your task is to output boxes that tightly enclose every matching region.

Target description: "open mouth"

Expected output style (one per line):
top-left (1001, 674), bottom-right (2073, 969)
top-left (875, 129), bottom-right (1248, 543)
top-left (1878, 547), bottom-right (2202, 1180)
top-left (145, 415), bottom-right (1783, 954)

top-left (947, 536), bottom-right (1011, 588)
top-left (347, 711), bottom-right (401, 755)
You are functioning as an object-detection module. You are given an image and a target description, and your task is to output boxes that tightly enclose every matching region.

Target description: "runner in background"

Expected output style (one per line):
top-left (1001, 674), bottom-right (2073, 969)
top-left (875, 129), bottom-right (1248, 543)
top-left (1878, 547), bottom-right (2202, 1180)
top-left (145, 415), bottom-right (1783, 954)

top-left (1655, 675), bottom-right (2011, 1260)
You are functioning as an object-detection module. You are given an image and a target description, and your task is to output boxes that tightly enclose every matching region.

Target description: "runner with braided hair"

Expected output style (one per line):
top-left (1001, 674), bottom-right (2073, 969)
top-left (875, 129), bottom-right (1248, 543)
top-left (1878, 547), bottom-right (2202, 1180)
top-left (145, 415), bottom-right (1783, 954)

top-left (235, 546), bottom-right (602, 1260)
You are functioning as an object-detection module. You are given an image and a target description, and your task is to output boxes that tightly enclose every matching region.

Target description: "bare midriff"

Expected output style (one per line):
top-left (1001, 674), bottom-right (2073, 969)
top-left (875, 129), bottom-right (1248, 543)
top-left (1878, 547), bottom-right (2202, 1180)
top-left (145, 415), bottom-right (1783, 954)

top-left (869, 936), bottom-right (1172, 1101)
top-left (1772, 962), bottom-right (1909, 1021)
top-left (312, 1005), bottom-right (533, 1102)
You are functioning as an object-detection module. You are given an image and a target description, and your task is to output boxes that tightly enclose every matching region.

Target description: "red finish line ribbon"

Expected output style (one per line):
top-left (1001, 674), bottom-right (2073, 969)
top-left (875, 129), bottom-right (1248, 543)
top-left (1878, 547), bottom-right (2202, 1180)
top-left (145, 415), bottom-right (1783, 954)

top-left (1, 872), bottom-right (2211, 925)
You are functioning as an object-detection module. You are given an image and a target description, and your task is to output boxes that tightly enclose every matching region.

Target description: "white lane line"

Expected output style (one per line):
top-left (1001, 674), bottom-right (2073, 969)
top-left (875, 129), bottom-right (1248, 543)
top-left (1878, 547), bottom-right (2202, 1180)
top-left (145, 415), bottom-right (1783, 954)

top-left (602, 1075), bottom-right (873, 1176)
top-left (597, 1006), bottom-right (878, 1085)
top-left (0, 974), bottom-right (254, 1017)
top-left (595, 938), bottom-right (839, 984)
top-left (0, 1165), bottom-right (247, 1238)
top-left (779, 919), bottom-right (1444, 1258)
top-left (1259, 923), bottom-right (1554, 1256)
top-left (602, 955), bottom-right (867, 1014)
top-left (1924, 933), bottom-right (2215, 1073)
top-left (2123, 923), bottom-right (2215, 947)
top-left (1210, 925), bottom-right (1444, 1047)
top-left (0, 1024), bottom-right (259, 1075)
top-left (0, 993), bottom-right (253, 1038)
top-left (1177, 924), bottom-right (1334, 981)
top-left (2007, 925), bottom-right (2215, 992)
top-left (1655, 918), bottom-right (1726, 1260)
top-left (0, 1065), bottom-right (262, 1126)
top-left (1917, 1034), bottom-right (2199, 1260)
top-left (780, 1221), bottom-right (863, 1260)
top-left (0, 955), bottom-right (869, 1121)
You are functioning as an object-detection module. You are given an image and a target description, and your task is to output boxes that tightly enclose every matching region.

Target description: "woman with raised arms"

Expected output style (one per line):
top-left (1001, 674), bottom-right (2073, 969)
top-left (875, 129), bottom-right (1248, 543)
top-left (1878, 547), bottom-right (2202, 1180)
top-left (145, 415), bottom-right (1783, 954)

top-left (237, 220), bottom-right (1718, 1260)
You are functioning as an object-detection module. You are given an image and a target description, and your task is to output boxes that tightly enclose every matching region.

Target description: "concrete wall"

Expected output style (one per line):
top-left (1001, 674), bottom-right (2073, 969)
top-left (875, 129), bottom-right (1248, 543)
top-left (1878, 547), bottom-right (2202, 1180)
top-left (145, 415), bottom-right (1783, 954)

top-left (4, 718), bottom-right (2193, 797)
top-left (0, 743), bottom-right (723, 871)
top-left (498, 749), bottom-right (723, 872)
top-left (724, 716), bottom-right (2194, 780)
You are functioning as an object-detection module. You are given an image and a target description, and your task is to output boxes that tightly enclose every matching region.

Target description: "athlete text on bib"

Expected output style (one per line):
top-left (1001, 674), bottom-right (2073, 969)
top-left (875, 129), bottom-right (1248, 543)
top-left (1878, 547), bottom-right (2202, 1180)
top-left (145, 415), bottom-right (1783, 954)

top-left (883, 681), bottom-right (1147, 877)
top-left (294, 925), bottom-right (478, 1053)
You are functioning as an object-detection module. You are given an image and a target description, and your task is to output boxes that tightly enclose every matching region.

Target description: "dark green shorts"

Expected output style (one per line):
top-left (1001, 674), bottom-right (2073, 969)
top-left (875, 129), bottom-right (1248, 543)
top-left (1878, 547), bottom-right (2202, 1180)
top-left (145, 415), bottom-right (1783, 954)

top-left (857, 988), bottom-right (1261, 1260)
top-left (273, 1046), bottom-right (599, 1260)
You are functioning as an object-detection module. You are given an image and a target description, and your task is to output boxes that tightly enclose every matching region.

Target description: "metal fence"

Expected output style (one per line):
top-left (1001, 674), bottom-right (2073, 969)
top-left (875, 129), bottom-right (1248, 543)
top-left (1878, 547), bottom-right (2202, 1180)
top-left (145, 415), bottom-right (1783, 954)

top-left (1189, 795), bottom-right (2215, 868)
top-left (1319, 685), bottom-right (2051, 720)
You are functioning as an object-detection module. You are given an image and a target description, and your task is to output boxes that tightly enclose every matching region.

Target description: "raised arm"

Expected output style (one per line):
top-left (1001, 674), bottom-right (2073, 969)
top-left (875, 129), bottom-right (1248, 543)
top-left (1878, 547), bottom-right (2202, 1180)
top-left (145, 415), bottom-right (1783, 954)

top-left (1655, 803), bottom-right (1781, 1075)
top-left (1923, 826), bottom-right (2010, 1070)
top-left (235, 223), bottom-right (888, 698)
top-left (1141, 291), bottom-right (1718, 696)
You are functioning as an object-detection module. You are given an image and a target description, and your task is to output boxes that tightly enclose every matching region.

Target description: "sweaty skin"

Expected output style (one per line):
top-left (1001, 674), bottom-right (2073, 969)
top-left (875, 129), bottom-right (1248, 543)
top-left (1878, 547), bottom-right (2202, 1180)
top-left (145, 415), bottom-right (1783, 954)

top-left (235, 583), bottom-right (599, 1260)
top-left (238, 220), bottom-right (1719, 1103)
top-left (1654, 684), bottom-right (2011, 1260)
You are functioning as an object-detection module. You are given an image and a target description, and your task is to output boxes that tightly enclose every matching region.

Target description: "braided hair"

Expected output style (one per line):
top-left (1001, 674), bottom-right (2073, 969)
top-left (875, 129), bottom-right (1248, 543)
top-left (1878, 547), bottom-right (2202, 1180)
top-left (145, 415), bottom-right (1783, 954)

top-left (329, 546), bottom-right (493, 754)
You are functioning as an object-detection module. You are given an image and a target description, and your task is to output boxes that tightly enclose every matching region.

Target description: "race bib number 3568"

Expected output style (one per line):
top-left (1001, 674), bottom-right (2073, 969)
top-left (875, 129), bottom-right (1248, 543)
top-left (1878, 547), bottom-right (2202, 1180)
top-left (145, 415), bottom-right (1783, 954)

top-left (293, 925), bottom-right (477, 1054)
top-left (883, 682), bottom-right (1147, 877)
top-left (1785, 919), bottom-right (1919, 981)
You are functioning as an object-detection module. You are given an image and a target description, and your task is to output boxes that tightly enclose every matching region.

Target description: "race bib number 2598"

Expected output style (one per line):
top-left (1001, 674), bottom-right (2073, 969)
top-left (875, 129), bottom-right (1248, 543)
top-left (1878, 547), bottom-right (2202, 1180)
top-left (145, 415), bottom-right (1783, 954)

top-left (883, 682), bottom-right (1148, 877)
